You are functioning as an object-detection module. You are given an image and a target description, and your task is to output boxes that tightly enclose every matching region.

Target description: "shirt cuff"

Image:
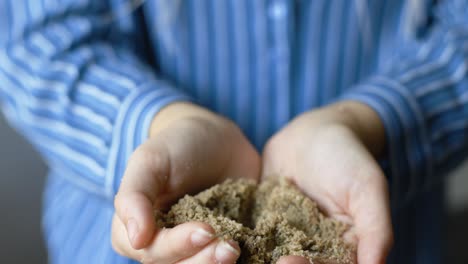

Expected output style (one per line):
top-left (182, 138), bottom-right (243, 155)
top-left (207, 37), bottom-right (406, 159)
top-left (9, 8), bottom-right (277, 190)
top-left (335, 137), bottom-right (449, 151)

top-left (106, 80), bottom-right (192, 197)
top-left (339, 76), bottom-right (432, 206)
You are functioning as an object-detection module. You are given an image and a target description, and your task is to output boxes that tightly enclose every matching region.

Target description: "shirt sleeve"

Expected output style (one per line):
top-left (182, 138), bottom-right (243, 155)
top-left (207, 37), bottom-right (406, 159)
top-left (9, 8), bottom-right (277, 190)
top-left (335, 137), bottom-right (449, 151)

top-left (0, 1), bottom-right (191, 199)
top-left (340, 0), bottom-right (468, 205)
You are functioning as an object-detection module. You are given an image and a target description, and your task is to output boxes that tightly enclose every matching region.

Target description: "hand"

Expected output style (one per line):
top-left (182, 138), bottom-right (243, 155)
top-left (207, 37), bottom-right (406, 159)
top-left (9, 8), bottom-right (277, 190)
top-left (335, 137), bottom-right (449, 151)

top-left (263, 101), bottom-right (393, 264)
top-left (112, 103), bottom-right (261, 263)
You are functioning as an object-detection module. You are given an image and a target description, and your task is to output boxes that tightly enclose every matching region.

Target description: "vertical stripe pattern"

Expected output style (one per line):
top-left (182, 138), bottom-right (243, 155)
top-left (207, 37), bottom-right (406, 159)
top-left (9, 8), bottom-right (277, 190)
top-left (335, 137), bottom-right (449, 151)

top-left (1, 1), bottom-right (467, 263)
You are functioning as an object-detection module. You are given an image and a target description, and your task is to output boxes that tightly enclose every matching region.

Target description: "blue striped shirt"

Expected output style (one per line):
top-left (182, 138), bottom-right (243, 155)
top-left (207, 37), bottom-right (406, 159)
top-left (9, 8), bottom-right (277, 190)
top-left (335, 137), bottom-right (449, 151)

top-left (0, 0), bottom-right (466, 263)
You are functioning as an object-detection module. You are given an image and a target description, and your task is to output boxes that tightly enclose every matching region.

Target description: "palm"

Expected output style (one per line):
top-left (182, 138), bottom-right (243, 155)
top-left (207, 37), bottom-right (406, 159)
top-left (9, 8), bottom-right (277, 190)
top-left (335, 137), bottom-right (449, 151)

top-left (113, 113), bottom-right (261, 264)
top-left (145, 117), bottom-right (261, 209)
top-left (263, 117), bottom-right (392, 264)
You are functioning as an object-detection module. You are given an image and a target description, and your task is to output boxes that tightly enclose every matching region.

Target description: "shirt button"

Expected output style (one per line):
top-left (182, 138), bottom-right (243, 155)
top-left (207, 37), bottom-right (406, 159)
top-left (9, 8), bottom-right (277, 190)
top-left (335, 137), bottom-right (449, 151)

top-left (269, 1), bottom-right (287, 19)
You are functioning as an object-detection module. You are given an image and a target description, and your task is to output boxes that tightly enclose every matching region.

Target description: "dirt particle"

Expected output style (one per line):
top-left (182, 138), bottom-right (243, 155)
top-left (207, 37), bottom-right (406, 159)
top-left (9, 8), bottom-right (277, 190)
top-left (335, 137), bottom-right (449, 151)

top-left (156, 178), bottom-right (354, 264)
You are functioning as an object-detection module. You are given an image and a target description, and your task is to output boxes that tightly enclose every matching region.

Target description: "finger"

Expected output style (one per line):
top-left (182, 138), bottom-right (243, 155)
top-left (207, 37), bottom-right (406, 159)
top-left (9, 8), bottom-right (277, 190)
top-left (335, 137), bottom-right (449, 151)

top-left (145, 222), bottom-right (217, 263)
top-left (112, 215), bottom-right (217, 263)
top-left (276, 256), bottom-right (311, 264)
top-left (112, 214), bottom-right (144, 260)
top-left (177, 240), bottom-right (240, 264)
top-left (350, 168), bottom-right (393, 264)
top-left (114, 140), bottom-right (171, 249)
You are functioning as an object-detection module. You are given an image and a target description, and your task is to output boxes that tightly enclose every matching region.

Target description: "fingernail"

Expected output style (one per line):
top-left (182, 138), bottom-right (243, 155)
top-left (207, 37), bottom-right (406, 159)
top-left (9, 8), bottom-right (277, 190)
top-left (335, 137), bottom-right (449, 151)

top-left (215, 240), bottom-right (240, 263)
top-left (126, 218), bottom-right (139, 245)
top-left (191, 228), bottom-right (214, 246)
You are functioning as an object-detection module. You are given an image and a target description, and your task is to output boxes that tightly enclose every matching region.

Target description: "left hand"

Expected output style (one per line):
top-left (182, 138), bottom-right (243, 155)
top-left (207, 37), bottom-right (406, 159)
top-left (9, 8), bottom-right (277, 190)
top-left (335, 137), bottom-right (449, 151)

top-left (262, 101), bottom-right (394, 264)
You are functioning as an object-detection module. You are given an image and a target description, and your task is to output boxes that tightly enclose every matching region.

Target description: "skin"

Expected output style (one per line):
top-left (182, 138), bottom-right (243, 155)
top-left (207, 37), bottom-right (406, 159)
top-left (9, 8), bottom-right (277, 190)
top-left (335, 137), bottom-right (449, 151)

top-left (112, 103), bottom-right (261, 264)
top-left (263, 102), bottom-right (393, 264)
top-left (111, 101), bottom-right (393, 264)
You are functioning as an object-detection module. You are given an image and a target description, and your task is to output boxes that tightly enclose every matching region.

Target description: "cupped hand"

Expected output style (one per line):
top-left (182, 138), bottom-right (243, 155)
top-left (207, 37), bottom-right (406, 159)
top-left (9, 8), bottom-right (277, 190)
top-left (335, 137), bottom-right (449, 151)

top-left (112, 103), bottom-right (261, 264)
top-left (263, 101), bottom-right (393, 264)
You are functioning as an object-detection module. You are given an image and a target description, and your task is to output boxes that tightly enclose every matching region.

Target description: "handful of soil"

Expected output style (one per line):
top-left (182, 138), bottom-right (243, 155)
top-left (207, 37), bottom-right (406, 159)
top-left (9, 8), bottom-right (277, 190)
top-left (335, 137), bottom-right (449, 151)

top-left (156, 178), bottom-right (354, 264)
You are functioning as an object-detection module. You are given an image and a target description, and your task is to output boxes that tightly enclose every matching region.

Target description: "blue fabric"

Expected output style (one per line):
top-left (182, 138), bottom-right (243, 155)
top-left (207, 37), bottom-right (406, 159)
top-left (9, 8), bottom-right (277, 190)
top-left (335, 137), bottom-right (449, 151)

top-left (0, 0), bottom-right (466, 263)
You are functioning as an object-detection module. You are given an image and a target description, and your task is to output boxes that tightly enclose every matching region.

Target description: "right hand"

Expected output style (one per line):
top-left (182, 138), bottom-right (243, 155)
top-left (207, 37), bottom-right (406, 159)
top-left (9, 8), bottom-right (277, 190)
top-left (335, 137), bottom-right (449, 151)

top-left (111, 103), bottom-right (261, 264)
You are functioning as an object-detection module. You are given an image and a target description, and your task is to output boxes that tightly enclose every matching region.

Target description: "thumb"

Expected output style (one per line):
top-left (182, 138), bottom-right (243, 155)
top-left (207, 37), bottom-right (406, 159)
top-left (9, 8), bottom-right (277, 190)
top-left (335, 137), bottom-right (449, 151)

top-left (114, 140), bottom-right (171, 249)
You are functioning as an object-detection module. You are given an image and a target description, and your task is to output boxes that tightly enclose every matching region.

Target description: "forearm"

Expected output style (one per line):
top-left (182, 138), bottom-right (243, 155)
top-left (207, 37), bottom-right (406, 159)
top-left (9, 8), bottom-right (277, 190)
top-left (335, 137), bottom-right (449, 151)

top-left (0, 1), bottom-right (191, 198)
top-left (338, 0), bottom-right (468, 204)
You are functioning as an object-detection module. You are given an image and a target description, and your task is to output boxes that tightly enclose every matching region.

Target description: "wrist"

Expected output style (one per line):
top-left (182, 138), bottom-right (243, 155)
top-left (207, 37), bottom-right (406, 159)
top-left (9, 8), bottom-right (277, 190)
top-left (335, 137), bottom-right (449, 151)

top-left (149, 102), bottom-right (221, 138)
top-left (323, 101), bottom-right (386, 157)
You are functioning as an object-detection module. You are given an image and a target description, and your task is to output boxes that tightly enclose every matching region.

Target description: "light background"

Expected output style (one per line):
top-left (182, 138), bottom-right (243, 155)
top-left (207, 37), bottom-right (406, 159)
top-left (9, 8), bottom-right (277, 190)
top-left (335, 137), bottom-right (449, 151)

top-left (0, 114), bottom-right (466, 263)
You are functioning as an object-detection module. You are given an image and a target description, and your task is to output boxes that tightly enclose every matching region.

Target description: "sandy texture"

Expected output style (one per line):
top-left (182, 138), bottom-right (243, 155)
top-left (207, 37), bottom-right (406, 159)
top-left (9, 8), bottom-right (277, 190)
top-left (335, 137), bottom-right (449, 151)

top-left (156, 178), bottom-right (354, 264)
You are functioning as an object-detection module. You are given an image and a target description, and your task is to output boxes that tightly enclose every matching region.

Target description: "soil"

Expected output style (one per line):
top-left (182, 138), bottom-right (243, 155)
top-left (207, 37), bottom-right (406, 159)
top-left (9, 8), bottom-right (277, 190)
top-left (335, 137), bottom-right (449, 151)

top-left (155, 178), bottom-right (354, 264)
